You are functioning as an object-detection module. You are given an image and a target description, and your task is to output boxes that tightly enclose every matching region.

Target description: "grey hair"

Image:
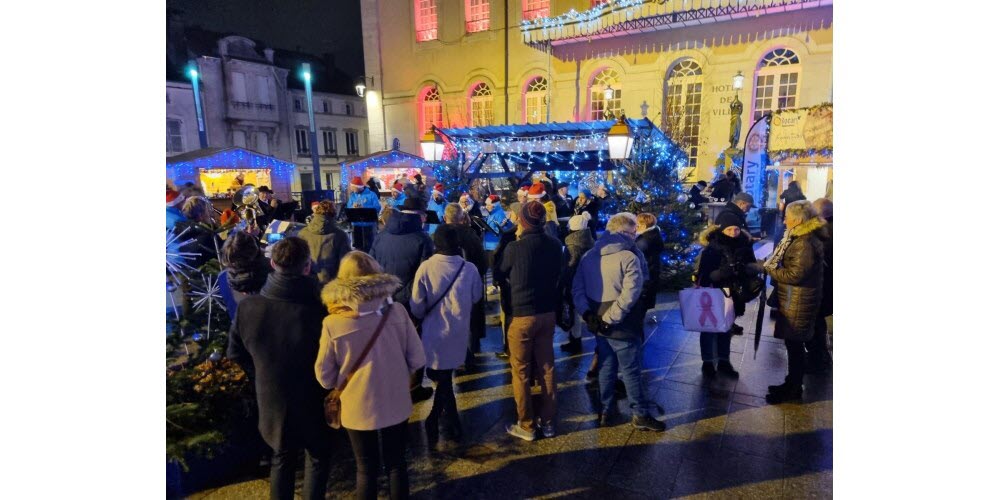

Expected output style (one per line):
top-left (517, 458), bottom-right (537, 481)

top-left (605, 212), bottom-right (638, 234)
top-left (785, 200), bottom-right (818, 224)
top-left (443, 203), bottom-right (465, 224)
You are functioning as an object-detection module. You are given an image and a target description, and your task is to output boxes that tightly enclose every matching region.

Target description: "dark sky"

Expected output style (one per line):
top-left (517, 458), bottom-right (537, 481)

top-left (167, 0), bottom-right (363, 77)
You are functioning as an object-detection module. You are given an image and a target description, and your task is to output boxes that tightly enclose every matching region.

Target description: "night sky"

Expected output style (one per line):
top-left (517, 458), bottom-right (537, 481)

top-left (167, 0), bottom-right (363, 77)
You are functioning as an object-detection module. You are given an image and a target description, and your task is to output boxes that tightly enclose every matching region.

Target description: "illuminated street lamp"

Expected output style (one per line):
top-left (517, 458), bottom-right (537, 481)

top-left (607, 115), bottom-right (634, 161)
top-left (355, 76), bottom-right (373, 97)
top-left (420, 125), bottom-right (445, 161)
top-left (301, 63), bottom-right (322, 191)
top-left (733, 70), bottom-right (745, 91)
top-left (187, 61), bottom-right (208, 148)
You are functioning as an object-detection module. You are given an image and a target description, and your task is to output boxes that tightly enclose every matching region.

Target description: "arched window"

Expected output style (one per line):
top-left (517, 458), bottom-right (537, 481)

top-left (421, 86), bottom-right (442, 133)
top-left (522, 0), bottom-right (549, 21)
top-left (589, 68), bottom-right (621, 120)
top-left (469, 83), bottom-right (494, 126)
top-left (753, 48), bottom-right (800, 121)
top-left (415, 0), bottom-right (438, 42)
top-left (524, 76), bottom-right (548, 124)
top-left (466, 0), bottom-right (490, 33)
top-left (665, 60), bottom-right (703, 169)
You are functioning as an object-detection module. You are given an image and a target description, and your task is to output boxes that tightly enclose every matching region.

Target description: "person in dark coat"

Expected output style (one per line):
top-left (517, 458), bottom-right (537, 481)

top-left (370, 196), bottom-right (435, 401)
top-left (714, 192), bottom-right (755, 238)
top-left (491, 210), bottom-right (519, 359)
top-left (298, 200), bottom-right (352, 285)
top-left (761, 200), bottom-right (826, 404)
top-left (227, 237), bottom-right (331, 500)
top-left (441, 203), bottom-right (487, 365)
top-left (808, 198), bottom-right (834, 372)
top-left (634, 213), bottom-right (664, 315)
top-left (559, 213), bottom-right (595, 354)
top-left (218, 231), bottom-right (271, 322)
top-left (688, 181), bottom-right (709, 208)
top-left (554, 182), bottom-right (574, 218)
top-left (709, 175), bottom-right (734, 202)
top-left (694, 225), bottom-right (758, 379)
top-left (574, 189), bottom-right (601, 238)
top-left (174, 196), bottom-right (224, 269)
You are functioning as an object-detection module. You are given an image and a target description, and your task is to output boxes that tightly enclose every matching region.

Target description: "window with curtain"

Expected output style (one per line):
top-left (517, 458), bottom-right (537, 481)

top-left (665, 60), bottom-right (703, 169)
top-left (466, 0), bottom-right (490, 33)
top-left (167, 119), bottom-right (184, 153)
top-left (524, 76), bottom-right (548, 124)
top-left (469, 83), bottom-right (494, 126)
top-left (415, 0), bottom-right (438, 41)
top-left (589, 68), bottom-right (621, 120)
top-left (322, 129), bottom-right (337, 156)
top-left (522, 0), bottom-right (548, 20)
top-left (753, 48), bottom-right (800, 121)
top-left (421, 86), bottom-right (442, 133)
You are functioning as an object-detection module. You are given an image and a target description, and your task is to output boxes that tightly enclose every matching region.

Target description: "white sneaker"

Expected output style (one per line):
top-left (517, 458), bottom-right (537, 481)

top-left (506, 423), bottom-right (536, 442)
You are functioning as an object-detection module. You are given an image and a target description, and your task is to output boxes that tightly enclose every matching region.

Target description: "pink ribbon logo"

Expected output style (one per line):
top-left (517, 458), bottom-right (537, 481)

top-left (698, 291), bottom-right (717, 328)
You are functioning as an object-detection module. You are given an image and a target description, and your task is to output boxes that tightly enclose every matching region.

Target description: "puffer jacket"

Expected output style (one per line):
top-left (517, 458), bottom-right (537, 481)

top-left (370, 210), bottom-right (434, 305)
top-left (695, 225), bottom-right (757, 316)
top-left (767, 217), bottom-right (826, 342)
top-left (298, 213), bottom-right (352, 285)
top-left (635, 226), bottom-right (665, 311)
top-left (572, 232), bottom-right (649, 340)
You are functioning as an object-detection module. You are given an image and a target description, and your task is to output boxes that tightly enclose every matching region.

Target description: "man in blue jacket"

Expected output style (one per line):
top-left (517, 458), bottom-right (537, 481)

top-left (347, 176), bottom-right (381, 251)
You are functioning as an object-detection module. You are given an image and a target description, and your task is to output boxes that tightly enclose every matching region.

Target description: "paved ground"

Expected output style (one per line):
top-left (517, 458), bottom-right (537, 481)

top-left (190, 292), bottom-right (832, 499)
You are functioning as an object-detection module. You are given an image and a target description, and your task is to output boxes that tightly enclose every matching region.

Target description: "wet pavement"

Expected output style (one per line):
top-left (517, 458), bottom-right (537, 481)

top-left (190, 292), bottom-right (832, 499)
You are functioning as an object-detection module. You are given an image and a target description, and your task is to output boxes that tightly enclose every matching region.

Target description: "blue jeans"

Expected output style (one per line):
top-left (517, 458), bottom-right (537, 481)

top-left (699, 332), bottom-right (732, 363)
top-left (595, 336), bottom-right (649, 417)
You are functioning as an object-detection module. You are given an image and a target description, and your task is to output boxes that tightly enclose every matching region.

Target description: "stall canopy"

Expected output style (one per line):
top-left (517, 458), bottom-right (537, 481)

top-left (339, 149), bottom-right (433, 193)
top-left (166, 147), bottom-right (296, 200)
top-left (440, 118), bottom-right (666, 183)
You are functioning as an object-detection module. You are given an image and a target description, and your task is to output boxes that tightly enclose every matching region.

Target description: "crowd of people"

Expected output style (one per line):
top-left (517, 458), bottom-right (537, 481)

top-left (167, 171), bottom-right (832, 499)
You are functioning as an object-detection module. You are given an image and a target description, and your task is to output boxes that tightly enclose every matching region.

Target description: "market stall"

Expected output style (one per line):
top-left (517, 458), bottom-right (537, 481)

top-left (166, 147), bottom-right (296, 209)
top-left (339, 149), bottom-right (434, 197)
top-left (766, 103), bottom-right (834, 205)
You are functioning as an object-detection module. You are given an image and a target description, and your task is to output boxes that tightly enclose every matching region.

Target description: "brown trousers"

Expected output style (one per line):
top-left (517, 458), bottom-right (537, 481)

top-left (507, 312), bottom-right (557, 430)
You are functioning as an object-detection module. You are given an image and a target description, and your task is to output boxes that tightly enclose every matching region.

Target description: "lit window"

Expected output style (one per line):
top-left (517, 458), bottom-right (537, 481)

top-left (469, 83), bottom-right (494, 126)
top-left (753, 48), bottom-right (800, 121)
top-left (167, 119), bottom-right (184, 153)
top-left (589, 68), bottom-right (621, 120)
top-left (665, 60), bottom-right (703, 169)
top-left (295, 128), bottom-right (310, 155)
top-left (466, 0), bottom-right (490, 33)
top-left (421, 86), bottom-right (442, 133)
top-left (415, 0), bottom-right (438, 42)
top-left (524, 76), bottom-right (548, 124)
top-left (522, 0), bottom-right (548, 21)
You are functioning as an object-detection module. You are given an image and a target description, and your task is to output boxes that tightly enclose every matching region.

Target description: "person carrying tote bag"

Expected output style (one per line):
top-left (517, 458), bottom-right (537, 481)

top-left (315, 251), bottom-right (425, 500)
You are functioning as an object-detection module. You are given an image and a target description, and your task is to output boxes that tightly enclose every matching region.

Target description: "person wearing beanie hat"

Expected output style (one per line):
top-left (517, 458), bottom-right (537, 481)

top-left (347, 175), bottom-right (382, 252)
top-left (559, 212), bottom-right (596, 353)
top-left (484, 195), bottom-right (508, 234)
top-left (498, 200), bottom-right (565, 440)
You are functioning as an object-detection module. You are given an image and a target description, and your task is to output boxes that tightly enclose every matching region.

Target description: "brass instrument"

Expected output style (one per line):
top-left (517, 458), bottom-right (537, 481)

top-left (233, 184), bottom-right (264, 230)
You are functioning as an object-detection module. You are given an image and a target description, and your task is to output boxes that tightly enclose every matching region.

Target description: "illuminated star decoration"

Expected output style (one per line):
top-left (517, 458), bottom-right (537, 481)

top-left (188, 272), bottom-right (225, 340)
top-left (166, 227), bottom-right (199, 282)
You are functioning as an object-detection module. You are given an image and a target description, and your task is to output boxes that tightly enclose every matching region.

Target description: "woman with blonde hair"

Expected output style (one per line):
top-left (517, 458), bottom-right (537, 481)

top-left (315, 251), bottom-right (426, 499)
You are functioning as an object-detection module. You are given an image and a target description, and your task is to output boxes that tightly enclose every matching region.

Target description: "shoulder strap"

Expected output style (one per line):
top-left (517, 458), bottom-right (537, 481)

top-left (418, 261), bottom-right (466, 320)
top-left (336, 303), bottom-right (392, 394)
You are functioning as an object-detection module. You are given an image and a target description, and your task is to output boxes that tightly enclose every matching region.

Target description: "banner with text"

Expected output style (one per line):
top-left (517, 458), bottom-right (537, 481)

top-left (768, 105), bottom-right (833, 152)
top-left (741, 115), bottom-right (770, 207)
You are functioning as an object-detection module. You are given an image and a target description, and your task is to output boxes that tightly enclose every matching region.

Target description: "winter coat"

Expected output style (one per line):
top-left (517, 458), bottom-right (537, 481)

top-left (410, 254), bottom-right (483, 369)
top-left (498, 227), bottom-right (565, 317)
top-left (440, 223), bottom-right (488, 276)
top-left (298, 213), bottom-right (352, 285)
top-left (695, 226), bottom-right (757, 316)
top-left (166, 206), bottom-right (186, 231)
top-left (688, 185), bottom-right (708, 207)
top-left (227, 272), bottom-right (328, 450)
top-left (780, 187), bottom-right (807, 216)
top-left (370, 210), bottom-right (434, 306)
top-left (491, 226), bottom-right (518, 315)
top-left (714, 202), bottom-right (749, 233)
top-left (316, 273), bottom-right (426, 431)
top-left (766, 217), bottom-right (826, 342)
top-left (572, 232), bottom-right (649, 340)
top-left (635, 226), bottom-right (665, 311)
top-left (484, 205), bottom-right (509, 234)
top-left (219, 254), bottom-right (271, 321)
top-left (348, 187), bottom-right (382, 226)
top-left (709, 178), bottom-right (733, 202)
top-left (554, 194), bottom-right (573, 218)
top-left (564, 229), bottom-right (595, 271)
top-left (819, 217), bottom-right (833, 317)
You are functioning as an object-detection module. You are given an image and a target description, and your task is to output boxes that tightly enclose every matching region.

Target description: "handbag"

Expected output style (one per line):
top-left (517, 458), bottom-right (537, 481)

top-left (678, 287), bottom-right (736, 333)
top-left (324, 304), bottom-right (392, 429)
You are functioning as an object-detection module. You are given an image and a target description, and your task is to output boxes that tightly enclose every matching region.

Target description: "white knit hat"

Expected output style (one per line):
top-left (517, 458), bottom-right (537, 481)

top-left (569, 212), bottom-right (591, 231)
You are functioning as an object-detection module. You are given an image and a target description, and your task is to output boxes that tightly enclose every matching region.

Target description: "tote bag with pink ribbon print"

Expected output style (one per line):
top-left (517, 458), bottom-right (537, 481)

top-left (678, 288), bottom-right (736, 333)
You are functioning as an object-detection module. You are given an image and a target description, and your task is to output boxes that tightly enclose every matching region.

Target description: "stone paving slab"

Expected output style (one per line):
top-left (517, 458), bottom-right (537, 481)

top-left (185, 293), bottom-right (832, 499)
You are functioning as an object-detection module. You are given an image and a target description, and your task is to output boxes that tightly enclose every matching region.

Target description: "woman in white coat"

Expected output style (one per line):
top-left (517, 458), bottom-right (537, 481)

top-left (410, 224), bottom-right (483, 443)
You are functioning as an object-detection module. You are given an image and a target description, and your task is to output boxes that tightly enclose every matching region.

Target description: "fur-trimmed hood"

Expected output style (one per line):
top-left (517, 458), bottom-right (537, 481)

top-left (320, 273), bottom-right (401, 316)
top-left (698, 224), bottom-right (750, 247)
top-left (789, 216), bottom-right (827, 238)
top-left (698, 224), bottom-right (719, 246)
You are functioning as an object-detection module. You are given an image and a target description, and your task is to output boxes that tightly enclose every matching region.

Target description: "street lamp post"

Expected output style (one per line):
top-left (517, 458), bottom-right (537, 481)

top-left (420, 125), bottom-right (444, 162)
top-left (187, 62), bottom-right (208, 149)
top-left (302, 64), bottom-right (322, 191)
top-left (607, 114), bottom-right (634, 161)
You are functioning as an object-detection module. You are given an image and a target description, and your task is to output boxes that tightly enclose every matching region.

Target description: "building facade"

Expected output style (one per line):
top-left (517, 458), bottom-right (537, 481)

top-left (167, 35), bottom-right (369, 195)
top-left (360, 0), bottom-right (832, 183)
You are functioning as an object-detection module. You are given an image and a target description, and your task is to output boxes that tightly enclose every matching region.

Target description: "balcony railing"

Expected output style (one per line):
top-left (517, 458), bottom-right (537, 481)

top-left (521, 0), bottom-right (830, 46)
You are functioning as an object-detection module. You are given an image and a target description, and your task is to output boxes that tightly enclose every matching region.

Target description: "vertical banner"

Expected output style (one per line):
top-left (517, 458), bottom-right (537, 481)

top-left (741, 115), bottom-right (771, 206)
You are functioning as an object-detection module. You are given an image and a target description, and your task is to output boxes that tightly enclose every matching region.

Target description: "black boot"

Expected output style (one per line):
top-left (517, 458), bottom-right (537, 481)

top-left (702, 362), bottom-right (716, 378)
top-left (729, 324), bottom-right (744, 336)
top-left (765, 383), bottom-right (803, 404)
top-left (425, 413), bottom-right (440, 444)
top-left (411, 386), bottom-right (433, 403)
top-left (717, 361), bottom-right (739, 378)
top-left (560, 336), bottom-right (582, 354)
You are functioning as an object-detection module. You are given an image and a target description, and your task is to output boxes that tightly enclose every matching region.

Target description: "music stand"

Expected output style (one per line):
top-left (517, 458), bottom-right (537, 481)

top-left (345, 208), bottom-right (379, 252)
top-left (470, 215), bottom-right (499, 237)
top-left (425, 210), bottom-right (442, 225)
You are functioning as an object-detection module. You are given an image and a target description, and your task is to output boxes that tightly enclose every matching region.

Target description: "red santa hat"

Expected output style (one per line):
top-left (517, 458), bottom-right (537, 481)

top-left (392, 182), bottom-right (404, 194)
top-left (433, 183), bottom-right (445, 196)
top-left (527, 182), bottom-right (546, 200)
top-left (486, 194), bottom-right (500, 204)
top-left (166, 188), bottom-right (185, 207)
top-left (350, 176), bottom-right (365, 188)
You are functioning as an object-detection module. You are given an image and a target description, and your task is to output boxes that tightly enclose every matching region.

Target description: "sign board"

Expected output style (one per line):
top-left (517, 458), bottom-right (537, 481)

top-left (769, 105), bottom-right (833, 152)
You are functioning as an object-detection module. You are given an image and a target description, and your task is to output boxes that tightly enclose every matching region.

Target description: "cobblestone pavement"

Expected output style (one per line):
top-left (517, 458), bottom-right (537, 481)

top-left (190, 293), bottom-right (832, 499)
